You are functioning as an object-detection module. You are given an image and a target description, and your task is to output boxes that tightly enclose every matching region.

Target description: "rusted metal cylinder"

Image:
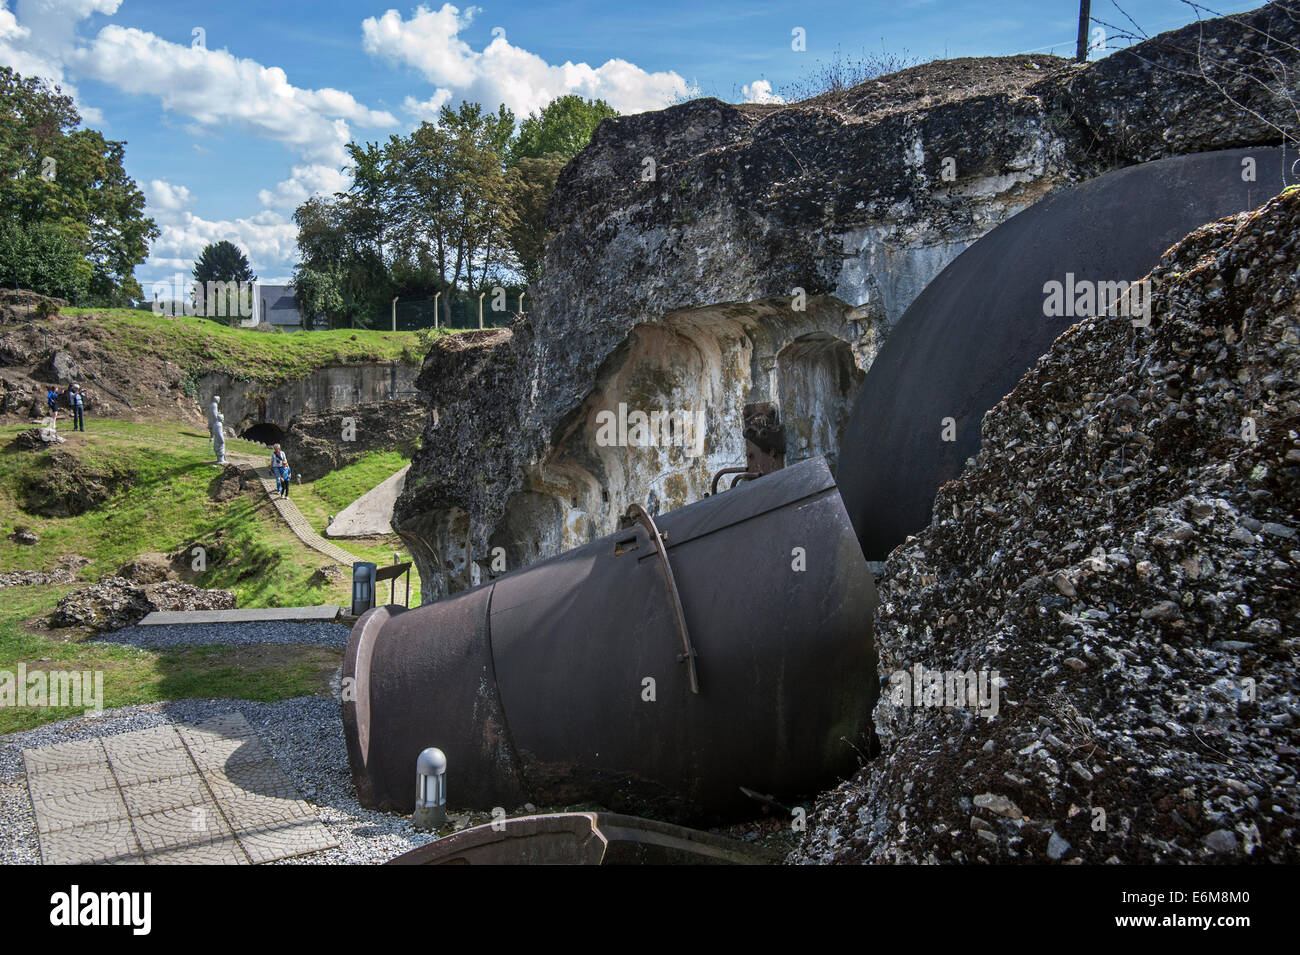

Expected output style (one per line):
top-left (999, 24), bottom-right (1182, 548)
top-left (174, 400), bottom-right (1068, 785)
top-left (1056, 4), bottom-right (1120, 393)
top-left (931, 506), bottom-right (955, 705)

top-left (343, 456), bottom-right (878, 823)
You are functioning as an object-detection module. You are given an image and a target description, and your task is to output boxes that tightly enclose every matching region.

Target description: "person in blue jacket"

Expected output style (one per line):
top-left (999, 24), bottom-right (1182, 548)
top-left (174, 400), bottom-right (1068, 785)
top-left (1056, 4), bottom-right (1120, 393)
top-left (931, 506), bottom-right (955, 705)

top-left (270, 444), bottom-right (291, 498)
top-left (45, 386), bottom-right (60, 432)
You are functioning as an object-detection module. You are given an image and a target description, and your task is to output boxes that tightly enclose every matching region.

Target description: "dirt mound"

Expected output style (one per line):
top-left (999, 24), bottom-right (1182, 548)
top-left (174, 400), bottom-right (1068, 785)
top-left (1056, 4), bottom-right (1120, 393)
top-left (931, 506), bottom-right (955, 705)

top-left (792, 188), bottom-right (1300, 864)
top-left (115, 553), bottom-right (177, 585)
top-left (18, 448), bottom-right (132, 517)
top-left (49, 577), bottom-right (237, 632)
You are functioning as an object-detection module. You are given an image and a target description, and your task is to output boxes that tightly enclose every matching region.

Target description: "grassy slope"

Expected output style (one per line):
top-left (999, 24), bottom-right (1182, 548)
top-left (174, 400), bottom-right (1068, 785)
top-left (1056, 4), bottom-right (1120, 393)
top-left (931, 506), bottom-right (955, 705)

top-left (61, 307), bottom-right (436, 385)
top-left (0, 421), bottom-right (369, 732)
top-left (285, 451), bottom-right (422, 606)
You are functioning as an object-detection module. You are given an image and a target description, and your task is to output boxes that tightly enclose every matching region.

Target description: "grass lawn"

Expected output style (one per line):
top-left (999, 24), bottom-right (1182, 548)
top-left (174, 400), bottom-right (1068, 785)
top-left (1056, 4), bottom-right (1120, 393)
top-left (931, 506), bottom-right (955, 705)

top-left (59, 307), bottom-right (442, 386)
top-left (287, 451), bottom-right (423, 607)
top-left (0, 420), bottom-right (367, 733)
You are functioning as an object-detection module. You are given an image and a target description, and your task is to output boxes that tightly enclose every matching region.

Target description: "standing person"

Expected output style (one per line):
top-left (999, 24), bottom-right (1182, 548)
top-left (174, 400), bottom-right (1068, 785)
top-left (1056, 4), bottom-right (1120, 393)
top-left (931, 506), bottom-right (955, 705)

top-left (45, 386), bottom-right (61, 433)
top-left (69, 384), bottom-right (85, 432)
top-left (270, 444), bottom-right (289, 497)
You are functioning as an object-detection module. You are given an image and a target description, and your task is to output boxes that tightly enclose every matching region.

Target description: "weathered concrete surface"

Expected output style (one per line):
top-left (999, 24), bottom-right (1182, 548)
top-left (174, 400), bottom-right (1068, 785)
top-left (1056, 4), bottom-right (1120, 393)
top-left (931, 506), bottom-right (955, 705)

top-left (396, 3), bottom-right (1300, 600)
top-left (326, 464), bottom-right (410, 538)
top-left (200, 362), bottom-right (419, 440)
top-left (840, 145), bottom-right (1291, 561)
top-left (280, 399), bottom-right (422, 482)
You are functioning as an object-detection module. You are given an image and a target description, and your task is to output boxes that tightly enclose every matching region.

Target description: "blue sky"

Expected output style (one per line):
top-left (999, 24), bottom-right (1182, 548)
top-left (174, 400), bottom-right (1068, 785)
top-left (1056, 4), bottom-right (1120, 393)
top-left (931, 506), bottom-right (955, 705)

top-left (0, 0), bottom-right (1266, 296)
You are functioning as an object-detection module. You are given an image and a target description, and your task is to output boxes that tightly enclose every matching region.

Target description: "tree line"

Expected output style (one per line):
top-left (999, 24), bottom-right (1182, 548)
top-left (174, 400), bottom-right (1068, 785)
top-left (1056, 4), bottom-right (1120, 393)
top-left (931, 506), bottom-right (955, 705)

top-left (291, 94), bottom-right (616, 329)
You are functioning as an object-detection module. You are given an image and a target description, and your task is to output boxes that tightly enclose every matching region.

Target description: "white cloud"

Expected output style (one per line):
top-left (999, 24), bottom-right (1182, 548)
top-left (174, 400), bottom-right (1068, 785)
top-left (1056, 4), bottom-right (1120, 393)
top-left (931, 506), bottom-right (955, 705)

top-left (741, 79), bottom-right (784, 105)
top-left (362, 4), bottom-right (691, 118)
top-left (0, 0), bottom-right (105, 121)
top-left (147, 179), bottom-right (192, 213)
top-left (257, 162), bottom-right (351, 210)
top-left (141, 177), bottom-right (299, 294)
top-left (404, 90), bottom-right (453, 123)
top-left (69, 26), bottom-right (396, 163)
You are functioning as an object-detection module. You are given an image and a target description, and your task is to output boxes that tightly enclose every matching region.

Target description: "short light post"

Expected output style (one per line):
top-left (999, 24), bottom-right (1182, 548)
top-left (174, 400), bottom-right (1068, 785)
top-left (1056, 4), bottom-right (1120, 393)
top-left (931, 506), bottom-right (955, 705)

top-left (477, 291), bottom-right (485, 329)
top-left (434, 291), bottom-right (441, 329)
top-left (412, 747), bottom-right (447, 830)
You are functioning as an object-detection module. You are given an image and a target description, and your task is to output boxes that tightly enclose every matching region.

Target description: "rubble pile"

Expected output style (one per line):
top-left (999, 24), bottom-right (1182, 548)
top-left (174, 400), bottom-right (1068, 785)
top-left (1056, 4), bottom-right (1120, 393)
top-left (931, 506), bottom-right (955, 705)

top-left (793, 189), bottom-right (1300, 864)
top-left (49, 577), bottom-right (237, 633)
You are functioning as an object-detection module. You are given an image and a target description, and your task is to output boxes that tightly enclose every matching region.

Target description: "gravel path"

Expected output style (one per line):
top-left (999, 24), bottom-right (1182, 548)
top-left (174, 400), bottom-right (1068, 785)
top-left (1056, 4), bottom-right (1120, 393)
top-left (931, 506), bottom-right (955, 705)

top-left (0, 697), bottom-right (467, 865)
top-left (94, 621), bottom-right (351, 649)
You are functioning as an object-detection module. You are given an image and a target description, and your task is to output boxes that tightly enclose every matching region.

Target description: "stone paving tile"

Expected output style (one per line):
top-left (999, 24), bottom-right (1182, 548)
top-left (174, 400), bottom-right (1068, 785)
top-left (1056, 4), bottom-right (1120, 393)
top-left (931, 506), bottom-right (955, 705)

top-left (38, 818), bottom-right (141, 865)
top-left (177, 712), bottom-right (259, 744)
top-left (25, 711), bottom-right (337, 864)
top-left (185, 734), bottom-right (270, 772)
top-left (22, 738), bottom-right (106, 775)
top-left (107, 745), bottom-right (196, 786)
top-left (102, 725), bottom-right (183, 761)
top-left (32, 785), bottom-right (129, 833)
top-left (120, 774), bottom-right (211, 816)
top-left (133, 802), bottom-right (232, 854)
top-left (24, 763), bottom-right (116, 798)
top-left (237, 819), bottom-right (336, 864)
top-left (145, 836), bottom-right (249, 865)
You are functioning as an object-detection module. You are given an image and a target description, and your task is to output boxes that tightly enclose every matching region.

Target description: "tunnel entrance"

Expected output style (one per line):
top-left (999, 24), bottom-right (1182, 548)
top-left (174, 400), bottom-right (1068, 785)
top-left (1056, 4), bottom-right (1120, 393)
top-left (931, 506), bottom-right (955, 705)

top-left (241, 422), bottom-right (286, 445)
top-left (776, 333), bottom-right (864, 473)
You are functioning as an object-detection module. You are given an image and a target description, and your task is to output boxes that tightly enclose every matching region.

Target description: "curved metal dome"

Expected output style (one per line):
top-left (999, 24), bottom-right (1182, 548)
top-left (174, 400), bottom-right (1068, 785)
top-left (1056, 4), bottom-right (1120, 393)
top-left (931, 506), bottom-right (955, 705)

top-left (838, 146), bottom-right (1289, 561)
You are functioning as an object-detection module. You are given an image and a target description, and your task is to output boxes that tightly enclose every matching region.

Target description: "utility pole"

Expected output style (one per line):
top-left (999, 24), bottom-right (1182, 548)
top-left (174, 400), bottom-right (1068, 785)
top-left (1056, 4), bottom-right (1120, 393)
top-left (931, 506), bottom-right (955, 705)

top-left (1076, 0), bottom-right (1091, 62)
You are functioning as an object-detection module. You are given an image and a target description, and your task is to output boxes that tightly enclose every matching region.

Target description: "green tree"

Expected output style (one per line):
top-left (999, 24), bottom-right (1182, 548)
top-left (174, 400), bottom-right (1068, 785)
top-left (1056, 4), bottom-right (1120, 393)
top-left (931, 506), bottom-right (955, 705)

top-left (509, 95), bottom-right (617, 166)
top-left (0, 66), bottom-right (157, 303)
top-left (0, 221), bottom-right (90, 301)
top-left (506, 155), bottom-right (566, 284)
top-left (192, 240), bottom-right (256, 324)
top-left (290, 265), bottom-right (344, 330)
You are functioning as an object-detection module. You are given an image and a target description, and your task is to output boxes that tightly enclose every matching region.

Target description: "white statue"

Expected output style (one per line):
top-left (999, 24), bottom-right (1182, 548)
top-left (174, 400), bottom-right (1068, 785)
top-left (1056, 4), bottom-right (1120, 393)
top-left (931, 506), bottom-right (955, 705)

top-left (209, 396), bottom-right (227, 464)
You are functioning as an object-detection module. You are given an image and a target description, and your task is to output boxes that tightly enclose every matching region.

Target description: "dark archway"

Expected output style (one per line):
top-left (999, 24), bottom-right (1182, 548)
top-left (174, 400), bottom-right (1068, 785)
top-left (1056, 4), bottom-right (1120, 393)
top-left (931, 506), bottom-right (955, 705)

top-left (241, 422), bottom-right (286, 445)
top-left (837, 146), bottom-right (1289, 561)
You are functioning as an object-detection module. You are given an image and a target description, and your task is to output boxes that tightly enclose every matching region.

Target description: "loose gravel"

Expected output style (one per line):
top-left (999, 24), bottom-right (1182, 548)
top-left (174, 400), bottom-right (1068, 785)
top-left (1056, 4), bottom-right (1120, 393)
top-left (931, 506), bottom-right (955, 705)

top-left (0, 697), bottom-right (463, 865)
top-left (94, 621), bottom-right (351, 649)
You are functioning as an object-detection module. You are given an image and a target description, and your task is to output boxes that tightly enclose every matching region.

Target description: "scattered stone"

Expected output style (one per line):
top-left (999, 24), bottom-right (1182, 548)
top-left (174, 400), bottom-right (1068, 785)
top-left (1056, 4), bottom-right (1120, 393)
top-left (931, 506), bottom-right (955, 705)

top-left (49, 577), bottom-right (236, 632)
top-left (973, 793), bottom-right (1023, 819)
top-left (8, 526), bottom-right (38, 545)
top-left (1202, 829), bottom-right (1239, 854)
top-left (1046, 832), bottom-right (1070, 860)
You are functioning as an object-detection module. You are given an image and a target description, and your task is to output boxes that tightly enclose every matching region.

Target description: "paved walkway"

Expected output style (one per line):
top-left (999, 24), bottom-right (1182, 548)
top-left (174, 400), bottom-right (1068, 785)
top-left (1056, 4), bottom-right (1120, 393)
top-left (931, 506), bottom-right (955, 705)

top-left (227, 450), bottom-right (359, 566)
top-left (138, 606), bottom-right (342, 626)
top-left (23, 712), bottom-right (337, 864)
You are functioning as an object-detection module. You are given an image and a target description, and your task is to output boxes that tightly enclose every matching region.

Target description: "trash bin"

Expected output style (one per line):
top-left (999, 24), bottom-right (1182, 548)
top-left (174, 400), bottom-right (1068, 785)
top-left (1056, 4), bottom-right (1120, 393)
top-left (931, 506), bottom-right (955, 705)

top-left (351, 562), bottom-right (377, 616)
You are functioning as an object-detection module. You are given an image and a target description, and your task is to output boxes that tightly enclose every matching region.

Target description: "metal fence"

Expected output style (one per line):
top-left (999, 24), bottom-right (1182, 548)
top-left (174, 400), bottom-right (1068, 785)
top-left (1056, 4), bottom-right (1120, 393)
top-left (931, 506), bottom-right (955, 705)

top-left (374, 293), bottom-right (524, 332)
